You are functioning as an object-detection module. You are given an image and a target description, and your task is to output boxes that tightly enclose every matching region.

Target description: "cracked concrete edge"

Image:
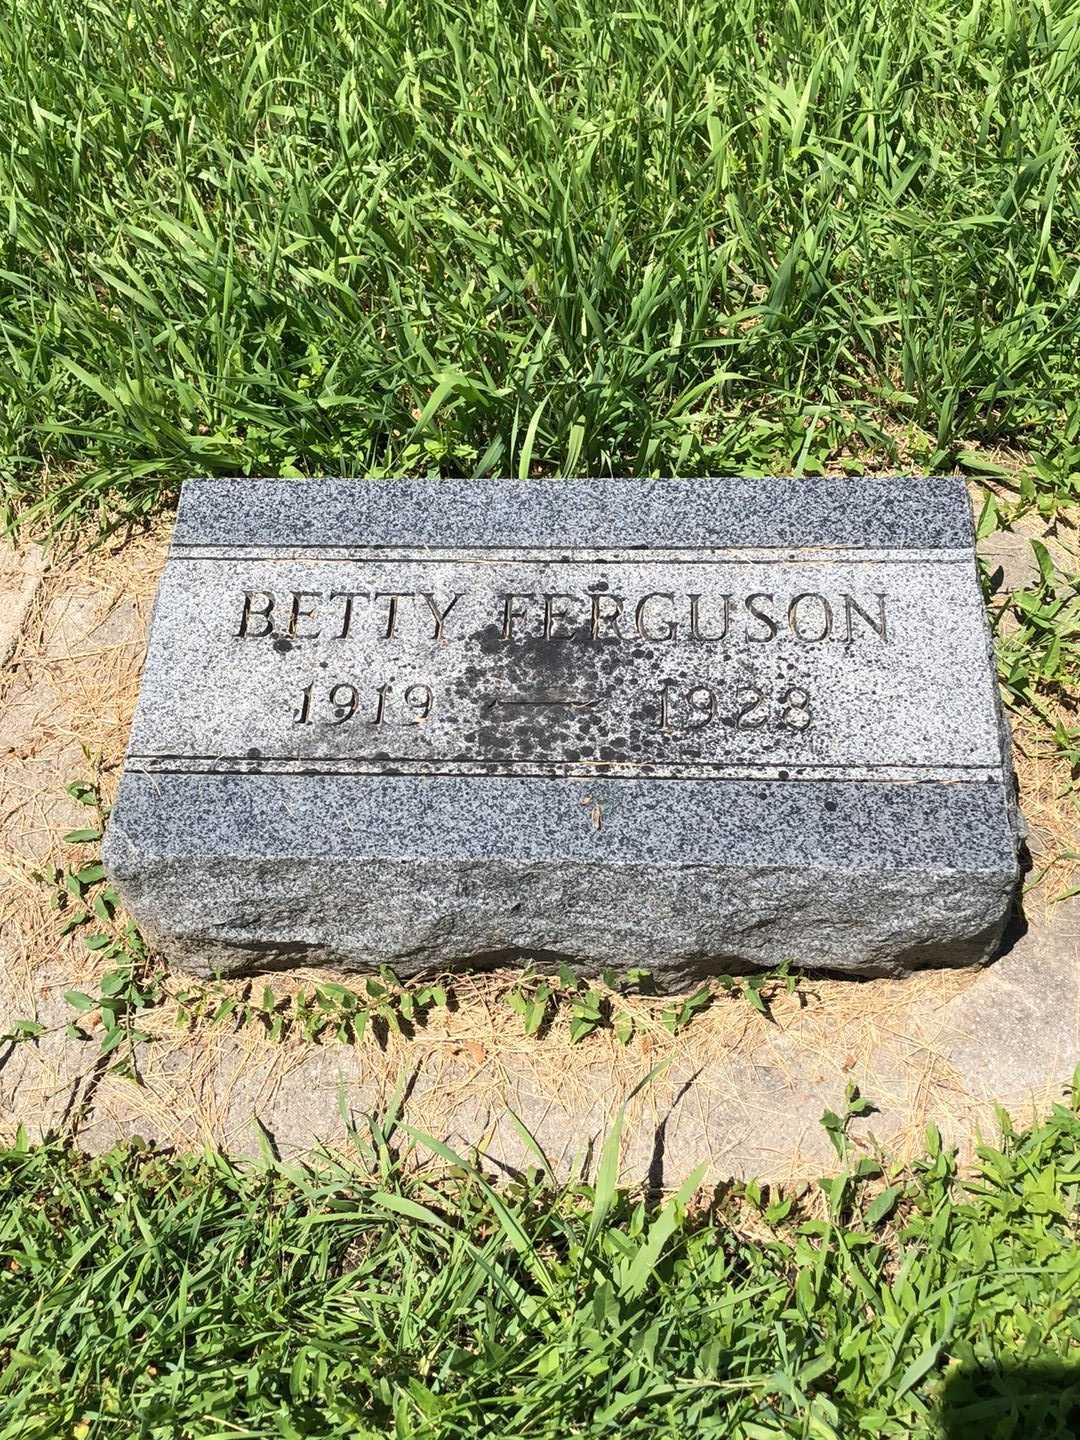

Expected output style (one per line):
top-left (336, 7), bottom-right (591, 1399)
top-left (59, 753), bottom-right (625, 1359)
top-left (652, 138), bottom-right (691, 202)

top-left (0, 539), bottom-right (49, 673)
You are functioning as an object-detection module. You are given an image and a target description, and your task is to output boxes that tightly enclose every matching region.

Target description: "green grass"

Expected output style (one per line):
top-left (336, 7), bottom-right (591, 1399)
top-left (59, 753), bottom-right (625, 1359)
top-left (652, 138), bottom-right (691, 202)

top-left (0, 1090), bottom-right (1078, 1438)
top-left (2, 14), bottom-right (1077, 1432)
top-left (1, 0), bottom-right (1079, 530)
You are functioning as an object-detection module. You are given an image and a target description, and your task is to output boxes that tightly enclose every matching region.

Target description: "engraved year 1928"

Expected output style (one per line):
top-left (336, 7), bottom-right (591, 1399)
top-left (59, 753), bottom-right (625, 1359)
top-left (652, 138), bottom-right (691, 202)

top-left (292, 680), bottom-right (434, 726)
top-left (655, 681), bottom-right (812, 733)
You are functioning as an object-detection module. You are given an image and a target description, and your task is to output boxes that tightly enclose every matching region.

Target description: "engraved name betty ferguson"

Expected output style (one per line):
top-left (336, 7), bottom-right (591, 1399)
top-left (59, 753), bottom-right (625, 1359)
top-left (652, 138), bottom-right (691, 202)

top-left (234, 590), bottom-right (887, 648)
top-left (235, 587), bottom-right (889, 646)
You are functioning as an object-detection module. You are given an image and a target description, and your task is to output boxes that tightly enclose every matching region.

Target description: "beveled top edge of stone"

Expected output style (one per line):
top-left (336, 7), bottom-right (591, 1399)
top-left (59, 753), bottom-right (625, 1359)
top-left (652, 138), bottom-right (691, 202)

top-left (173, 476), bottom-right (974, 551)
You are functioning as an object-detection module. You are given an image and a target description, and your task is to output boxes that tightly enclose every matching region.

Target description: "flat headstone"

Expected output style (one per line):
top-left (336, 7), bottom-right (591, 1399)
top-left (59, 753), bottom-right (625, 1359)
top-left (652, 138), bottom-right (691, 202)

top-left (104, 477), bottom-right (1021, 987)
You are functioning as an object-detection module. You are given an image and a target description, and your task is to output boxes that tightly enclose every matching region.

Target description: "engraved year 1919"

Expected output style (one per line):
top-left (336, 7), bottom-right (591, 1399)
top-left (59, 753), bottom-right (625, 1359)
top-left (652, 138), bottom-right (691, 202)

top-left (292, 680), bottom-right (434, 726)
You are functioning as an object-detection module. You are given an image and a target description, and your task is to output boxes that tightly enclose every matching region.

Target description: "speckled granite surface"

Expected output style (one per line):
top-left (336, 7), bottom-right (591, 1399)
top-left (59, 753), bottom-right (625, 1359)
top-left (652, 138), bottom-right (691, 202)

top-left (105, 477), bottom-right (1020, 984)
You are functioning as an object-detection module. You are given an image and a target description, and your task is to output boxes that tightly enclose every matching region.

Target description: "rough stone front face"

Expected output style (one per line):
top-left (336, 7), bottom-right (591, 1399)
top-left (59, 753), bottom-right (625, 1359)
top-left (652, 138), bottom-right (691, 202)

top-left (104, 477), bottom-right (1021, 985)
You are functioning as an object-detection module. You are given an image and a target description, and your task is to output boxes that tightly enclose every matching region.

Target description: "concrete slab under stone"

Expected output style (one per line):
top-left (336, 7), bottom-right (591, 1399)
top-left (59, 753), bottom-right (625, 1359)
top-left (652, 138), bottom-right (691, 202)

top-left (1, 530), bottom-right (167, 1038)
top-left (979, 529), bottom-right (1043, 597)
top-left (2, 511), bottom-right (1076, 1186)
top-left (0, 540), bottom-right (48, 670)
top-left (976, 502), bottom-right (1078, 596)
top-left (938, 897), bottom-right (1080, 1103)
top-left (105, 478), bottom-right (1020, 984)
top-left (45, 906), bottom-right (1078, 1186)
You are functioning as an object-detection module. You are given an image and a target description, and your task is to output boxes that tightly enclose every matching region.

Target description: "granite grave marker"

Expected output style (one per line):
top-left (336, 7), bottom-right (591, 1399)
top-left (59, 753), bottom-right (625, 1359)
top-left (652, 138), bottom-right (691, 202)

top-left (104, 477), bottom-right (1021, 986)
